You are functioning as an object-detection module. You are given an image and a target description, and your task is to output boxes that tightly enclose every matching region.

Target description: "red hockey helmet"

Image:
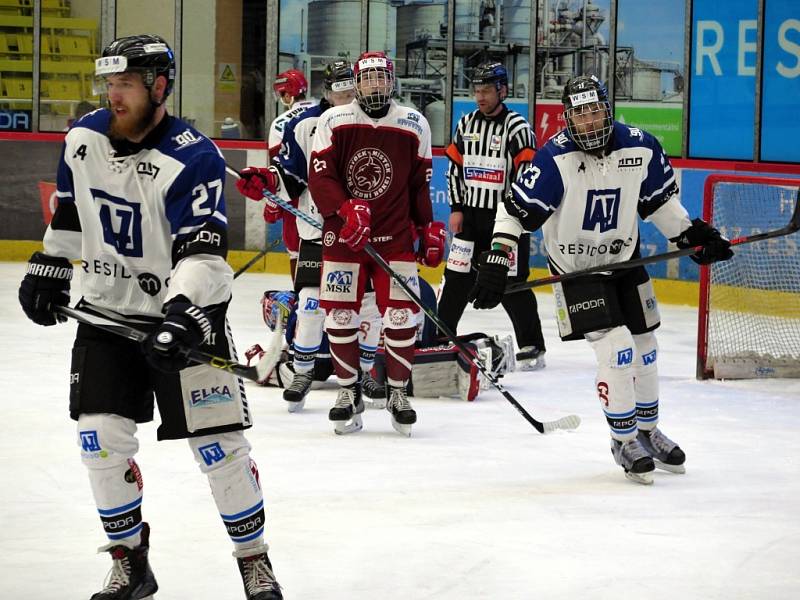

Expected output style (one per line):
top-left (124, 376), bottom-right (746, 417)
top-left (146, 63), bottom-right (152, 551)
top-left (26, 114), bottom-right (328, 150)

top-left (353, 51), bottom-right (394, 112)
top-left (273, 68), bottom-right (308, 105)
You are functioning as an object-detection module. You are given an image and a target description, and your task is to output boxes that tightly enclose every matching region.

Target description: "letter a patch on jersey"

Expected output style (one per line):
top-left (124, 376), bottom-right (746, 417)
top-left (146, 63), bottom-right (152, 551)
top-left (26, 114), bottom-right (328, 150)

top-left (582, 188), bottom-right (621, 233)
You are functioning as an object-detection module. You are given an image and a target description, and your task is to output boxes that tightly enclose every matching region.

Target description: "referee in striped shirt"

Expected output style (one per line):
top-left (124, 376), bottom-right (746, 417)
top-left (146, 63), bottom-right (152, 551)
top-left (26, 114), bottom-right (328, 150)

top-left (437, 61), bottom-right (547, 370)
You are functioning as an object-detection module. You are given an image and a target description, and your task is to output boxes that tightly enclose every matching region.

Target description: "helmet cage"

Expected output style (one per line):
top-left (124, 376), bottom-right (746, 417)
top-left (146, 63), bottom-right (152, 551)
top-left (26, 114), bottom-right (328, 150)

top-left (354, 53), bottom-right (394, 112)
top-left (564, 91), bottom-right (613, 151)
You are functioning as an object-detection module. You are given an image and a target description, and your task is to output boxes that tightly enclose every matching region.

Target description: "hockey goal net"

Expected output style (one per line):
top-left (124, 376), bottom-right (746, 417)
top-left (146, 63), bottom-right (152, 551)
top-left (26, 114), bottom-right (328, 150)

top-left (697, 174), bottom-right (800, 379)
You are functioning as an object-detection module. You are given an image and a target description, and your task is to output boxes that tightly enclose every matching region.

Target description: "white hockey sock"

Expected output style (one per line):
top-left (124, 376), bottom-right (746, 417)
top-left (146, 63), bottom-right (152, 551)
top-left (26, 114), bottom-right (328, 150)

top-left (586, 327), bottom-right (638, 442)
top-left (190, 431), bottom-right (266, 552)
top-left (78, 414), bottom-right (143, 548)
top-left (359, 292), bottom-right (382, 372)
top-left (633, 332), bottom-right (660, 432)
top-left (294, 287), bottom-right (325, 373)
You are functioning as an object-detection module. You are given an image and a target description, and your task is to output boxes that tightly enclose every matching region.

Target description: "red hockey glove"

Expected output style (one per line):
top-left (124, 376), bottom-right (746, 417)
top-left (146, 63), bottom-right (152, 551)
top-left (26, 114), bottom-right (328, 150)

top-left (235, 167), bottom-right (279, 201)
top-left (417, 221), bottom-right (446, 267)
top-left (337, 199), bottom-right (371, 251)
top-left (262, 197), bottom-right (284, 224)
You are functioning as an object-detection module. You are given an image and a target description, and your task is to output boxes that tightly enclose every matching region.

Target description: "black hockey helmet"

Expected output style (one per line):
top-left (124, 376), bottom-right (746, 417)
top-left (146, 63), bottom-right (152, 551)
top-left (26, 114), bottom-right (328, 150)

top-left (471, 61), bottom-right (508, 91)
top-left (561, 75), bottom-right (613, 151)
top-left (95, 34), bottom-right (176, 100)
top-left (323, 60), bottom-right (355, 93)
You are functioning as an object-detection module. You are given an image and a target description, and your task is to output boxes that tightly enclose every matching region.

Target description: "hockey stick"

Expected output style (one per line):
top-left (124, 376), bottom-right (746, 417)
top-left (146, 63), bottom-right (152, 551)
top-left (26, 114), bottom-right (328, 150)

top-left (505, 193), bottom-right (800, 294)
top-left (57, 305), bottom-right (262, 383)
top-left (233, 239), bottom-right (281, 279)
top-left (255, 186), bottom-right (580, 434)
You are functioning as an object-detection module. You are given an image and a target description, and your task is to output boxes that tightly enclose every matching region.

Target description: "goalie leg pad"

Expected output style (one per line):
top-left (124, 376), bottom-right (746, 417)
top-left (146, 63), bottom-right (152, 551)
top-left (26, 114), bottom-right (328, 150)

top-left (78, 414), bottom-right (144, 547)
top-left (633, 331), bottom-right (660, 431)
top-left (189, 431), bottom-right (265, 551)
top-left (586, 326), bottom-right (638, 442)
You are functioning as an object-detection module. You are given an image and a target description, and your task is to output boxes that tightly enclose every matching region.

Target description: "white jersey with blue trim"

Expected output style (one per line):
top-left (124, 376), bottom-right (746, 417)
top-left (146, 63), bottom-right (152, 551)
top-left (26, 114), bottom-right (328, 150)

top-left (274, 103), bottom-right (325, 241)
top-left (267, 99), bottom-right (316, 157)
top-left (44, 109), bottom-right (233, 317)
top-left (494, 121), bottom-right (691, 274)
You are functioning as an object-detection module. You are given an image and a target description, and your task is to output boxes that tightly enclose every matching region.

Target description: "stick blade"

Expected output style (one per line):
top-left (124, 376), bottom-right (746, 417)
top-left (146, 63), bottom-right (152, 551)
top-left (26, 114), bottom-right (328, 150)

top-left (542, 414), bottom-right (581, 434)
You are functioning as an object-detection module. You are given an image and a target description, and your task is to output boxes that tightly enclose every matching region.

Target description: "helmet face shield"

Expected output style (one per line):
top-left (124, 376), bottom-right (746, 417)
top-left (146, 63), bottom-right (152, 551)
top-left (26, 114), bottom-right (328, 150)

top-left (562, 76), bottom-right (613, 151)
top-left (354, 53), bottom-right (394, 112)
top-left (93, 56), bottom-right (160, 96)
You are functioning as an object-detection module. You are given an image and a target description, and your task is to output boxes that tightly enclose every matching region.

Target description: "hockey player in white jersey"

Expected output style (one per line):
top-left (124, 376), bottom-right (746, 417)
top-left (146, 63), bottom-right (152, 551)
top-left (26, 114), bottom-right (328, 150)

top-left (17, 35), bottom-right (282, 599)
top-left (236, 60), bottom-right (385, 411)
top-left (267, 68), bottom-right (315, 274)
top-left (469, 75), bottom-right (733, 484)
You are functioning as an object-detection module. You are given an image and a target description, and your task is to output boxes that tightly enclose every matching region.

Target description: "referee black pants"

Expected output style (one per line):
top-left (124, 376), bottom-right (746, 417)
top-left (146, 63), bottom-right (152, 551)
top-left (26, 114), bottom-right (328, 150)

top-left (437, 206), bottom-right (546, 352)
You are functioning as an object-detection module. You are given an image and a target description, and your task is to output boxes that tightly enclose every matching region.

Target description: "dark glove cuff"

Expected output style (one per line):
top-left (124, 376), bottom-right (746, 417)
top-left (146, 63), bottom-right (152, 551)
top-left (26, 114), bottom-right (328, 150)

top-left (26, 252), bottom-right (73, 280)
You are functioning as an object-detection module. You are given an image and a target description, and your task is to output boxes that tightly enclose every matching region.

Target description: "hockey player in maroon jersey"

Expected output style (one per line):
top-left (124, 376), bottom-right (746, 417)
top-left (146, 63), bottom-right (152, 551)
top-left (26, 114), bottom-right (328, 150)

top-left (307, 51), bottom-right (445, 436)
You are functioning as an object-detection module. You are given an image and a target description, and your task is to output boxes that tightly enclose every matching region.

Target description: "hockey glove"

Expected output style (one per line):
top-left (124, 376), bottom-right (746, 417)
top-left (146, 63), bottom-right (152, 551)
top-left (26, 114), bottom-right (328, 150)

top-left (672, 218), bottom-right (734, 265)
top-left (18, 251), bottom-right (72, 326)
top-left (417, 221), bottom-right (447, 267)
top-left (468, 249), bottom-right (511, 310)
top-left (236, 166), bottom-right (280, 199)
top-left (337, 199), bottom-right (371, 251)
top-left (144, 297), bottom-right (213, 373)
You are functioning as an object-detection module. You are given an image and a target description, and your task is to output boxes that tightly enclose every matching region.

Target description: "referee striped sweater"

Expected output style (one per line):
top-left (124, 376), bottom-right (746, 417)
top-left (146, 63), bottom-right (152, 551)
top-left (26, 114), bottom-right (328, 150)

top-left (445, 104), bottom-right (536, 211)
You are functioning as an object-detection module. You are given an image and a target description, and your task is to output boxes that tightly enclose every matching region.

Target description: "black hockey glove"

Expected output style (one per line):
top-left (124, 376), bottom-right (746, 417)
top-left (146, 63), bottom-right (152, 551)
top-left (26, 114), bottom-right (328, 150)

top-left (468, 249), bottom-right (511, 310)
top-left (672, 218), bottom-right (734, 265)
top-left (18, 251), bottom-right (72, 326)
top-left (144, 297), bottom-right (213, 373)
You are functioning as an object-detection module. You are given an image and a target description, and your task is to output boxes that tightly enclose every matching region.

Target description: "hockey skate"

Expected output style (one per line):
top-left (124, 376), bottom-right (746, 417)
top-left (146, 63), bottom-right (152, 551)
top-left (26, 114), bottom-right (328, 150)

top-left (362, 370), bottom-right (386, 409)
top-left (516, 346), bottom-right (546, 372)
top-left (611, 438), bottom-right (655, 485)
top-left (637, 428), bottom-right (686, 474)
top-left (90, 522), bottom-right (158, 600)
top-left (329, 384), bottom-right (364, 435)
top-left (233, 545), bottom-right (283, 600)
top-left (386, 385), bottom-right (416, 437)
top-left (282, 370), bottom-right (313, 413)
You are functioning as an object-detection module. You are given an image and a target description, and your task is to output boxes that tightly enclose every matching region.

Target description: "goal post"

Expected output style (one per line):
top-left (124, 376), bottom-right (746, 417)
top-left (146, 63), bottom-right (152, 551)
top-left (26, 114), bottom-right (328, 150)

top-left (697, 174), bottom-right (800, 380)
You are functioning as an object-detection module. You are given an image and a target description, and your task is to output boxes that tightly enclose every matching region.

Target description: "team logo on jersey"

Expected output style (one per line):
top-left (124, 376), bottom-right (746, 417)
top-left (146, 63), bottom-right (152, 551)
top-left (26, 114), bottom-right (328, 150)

top-left (642, 350), bottom-right (657, 365)
top-left (173, 129), bottom-right (203, 149)
top-left (137, 272), bottom-right (162, 296)
top-left (346, 148), bottom-right (393, 200)
top-left (617, 156), bottom-right (643, 170)
top-left (91, 188), bottom-right (144, 257)
top-left (323, 231), bottom-right (336, 246)
top-left (582, 188), bottom-right (621, 233)
top-left (198, 442), bottom-right (226, 466)
top-left (136, 161), bottom-right (160, 179)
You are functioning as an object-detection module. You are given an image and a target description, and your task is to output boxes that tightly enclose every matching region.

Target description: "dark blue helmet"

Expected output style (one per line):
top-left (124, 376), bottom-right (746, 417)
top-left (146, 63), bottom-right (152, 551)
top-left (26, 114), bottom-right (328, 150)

top-left (471, 61), bottom-right (508, 91)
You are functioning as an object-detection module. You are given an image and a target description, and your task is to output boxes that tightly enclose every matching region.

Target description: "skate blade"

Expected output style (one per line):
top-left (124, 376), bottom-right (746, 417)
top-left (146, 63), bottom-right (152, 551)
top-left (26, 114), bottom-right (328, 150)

top-left (654, 459), bottom-right (686, 474)
top-left (625, 470), bottom-right (654, 485)
top-left (391, 419), bottom-right (413, 437)
top-left (363, 397), bottom-right (386, 410)
top-left (334, 414), bottom-right (363, 435)
top-left (286, 398), bottom-right (306, 413)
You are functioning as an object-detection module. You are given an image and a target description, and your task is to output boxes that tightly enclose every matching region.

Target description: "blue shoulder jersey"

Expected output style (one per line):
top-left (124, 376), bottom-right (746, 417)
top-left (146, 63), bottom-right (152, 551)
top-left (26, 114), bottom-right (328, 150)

top-left (493, 121), bottom-right (691, 273)
top-left (45, 109), bottom-right (233, 317)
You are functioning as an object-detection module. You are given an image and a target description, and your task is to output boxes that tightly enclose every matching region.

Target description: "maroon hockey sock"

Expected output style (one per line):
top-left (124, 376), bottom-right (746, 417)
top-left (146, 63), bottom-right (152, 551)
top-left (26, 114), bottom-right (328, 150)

top-left (328, 327), bottom-right (360, 386)
top-left (384, 327), bottom-right (416, 386)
